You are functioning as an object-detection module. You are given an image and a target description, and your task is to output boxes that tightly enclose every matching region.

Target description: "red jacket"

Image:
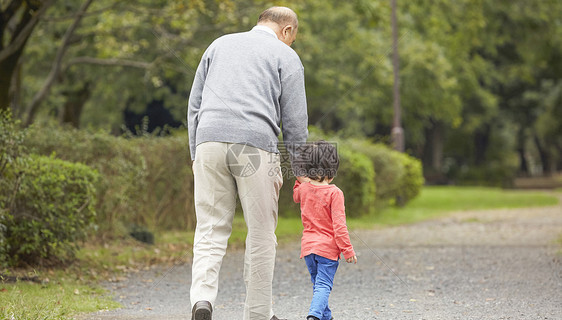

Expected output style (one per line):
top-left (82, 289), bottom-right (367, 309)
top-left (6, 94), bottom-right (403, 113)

top-left (293, 180), bottom-right (356, 261)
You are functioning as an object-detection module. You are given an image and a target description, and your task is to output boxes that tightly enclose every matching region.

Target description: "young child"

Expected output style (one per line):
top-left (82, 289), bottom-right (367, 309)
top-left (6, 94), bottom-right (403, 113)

top-left (293, 141), bottom-right (357, 320)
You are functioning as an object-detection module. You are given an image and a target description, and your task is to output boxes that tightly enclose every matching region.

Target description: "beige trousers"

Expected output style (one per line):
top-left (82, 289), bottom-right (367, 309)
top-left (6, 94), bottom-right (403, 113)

top-left (190, 142), bottom-right (283, 320)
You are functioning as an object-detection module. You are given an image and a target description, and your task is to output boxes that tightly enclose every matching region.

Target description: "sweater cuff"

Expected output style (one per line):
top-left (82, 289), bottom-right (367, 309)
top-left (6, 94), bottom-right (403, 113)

top-left (342, 249), bottom-right (356, 260)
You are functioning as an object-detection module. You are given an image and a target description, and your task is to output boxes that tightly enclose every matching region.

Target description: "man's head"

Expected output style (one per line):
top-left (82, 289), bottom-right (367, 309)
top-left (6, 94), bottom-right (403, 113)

top-left (257, 6), bottom-right (298, 46)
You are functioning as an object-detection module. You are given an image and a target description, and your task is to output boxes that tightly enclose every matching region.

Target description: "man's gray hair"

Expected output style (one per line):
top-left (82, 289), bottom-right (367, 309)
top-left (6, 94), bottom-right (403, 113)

top-left (258, 6), bottom-right (298, 27)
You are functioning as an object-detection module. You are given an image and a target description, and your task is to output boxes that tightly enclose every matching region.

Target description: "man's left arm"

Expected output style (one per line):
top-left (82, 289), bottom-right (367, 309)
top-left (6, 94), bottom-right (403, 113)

top-left (187, 54), bottom-right (210, 161)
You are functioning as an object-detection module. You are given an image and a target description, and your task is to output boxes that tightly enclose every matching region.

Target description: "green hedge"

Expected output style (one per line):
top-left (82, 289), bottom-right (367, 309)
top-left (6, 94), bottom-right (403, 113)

top-left (348, 140), bottom-right (424, 207)
top-left (130, 135), bottom-right (195, 230)
top-left (15, 118), bottom-right (422, 245)
top-left (24, 123), bottom-right (195, 235)
top-left (394, 151), bottom-right (425, 206)
top-left (333, 143), bottom-right (376, 217)
top-left (1, 155), bottom-right (98, 266)
top-left (25, 124), bottom-right (148, 237)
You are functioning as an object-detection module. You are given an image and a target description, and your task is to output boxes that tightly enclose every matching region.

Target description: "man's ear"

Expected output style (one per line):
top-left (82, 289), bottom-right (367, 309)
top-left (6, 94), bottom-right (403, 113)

top-left (282, 25), bottom-right (294, 38)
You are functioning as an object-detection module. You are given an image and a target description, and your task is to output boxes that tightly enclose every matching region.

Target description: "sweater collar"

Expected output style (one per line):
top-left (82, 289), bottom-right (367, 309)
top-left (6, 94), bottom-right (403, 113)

top-left (251, 25), bottom-right (278, 39)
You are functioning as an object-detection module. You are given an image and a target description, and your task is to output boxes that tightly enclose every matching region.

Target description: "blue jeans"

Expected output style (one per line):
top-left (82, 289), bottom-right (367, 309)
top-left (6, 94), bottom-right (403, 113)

top-left (304, 254), bottom-right (339, 320)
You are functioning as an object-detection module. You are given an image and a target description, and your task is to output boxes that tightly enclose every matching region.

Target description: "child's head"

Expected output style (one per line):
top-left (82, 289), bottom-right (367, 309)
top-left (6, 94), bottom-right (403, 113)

top-left (296, 140), bottom-right (339, 182)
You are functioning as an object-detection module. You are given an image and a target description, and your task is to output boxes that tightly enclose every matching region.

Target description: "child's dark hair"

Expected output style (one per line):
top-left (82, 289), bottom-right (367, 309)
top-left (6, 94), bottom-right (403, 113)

top-left (295, 140), bottom-right (339, 182)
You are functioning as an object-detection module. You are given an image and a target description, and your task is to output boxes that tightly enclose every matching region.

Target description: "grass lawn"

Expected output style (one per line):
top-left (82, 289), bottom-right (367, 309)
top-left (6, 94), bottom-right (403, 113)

top-left (2, 186), bottom-right (558, 319)
top-left (0, 278), bottom-right (120, 320)
top-left (348, 186), bottom-right (559, 229)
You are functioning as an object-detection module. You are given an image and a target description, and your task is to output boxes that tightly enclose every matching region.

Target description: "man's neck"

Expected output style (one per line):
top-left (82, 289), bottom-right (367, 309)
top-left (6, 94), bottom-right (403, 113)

top-left (255, 22), bottom-right (280, 39)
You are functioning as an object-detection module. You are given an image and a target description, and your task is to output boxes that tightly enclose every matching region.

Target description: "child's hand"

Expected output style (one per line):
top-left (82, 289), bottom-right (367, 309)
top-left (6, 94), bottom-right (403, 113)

top-left (346, 256), bottom-right (357, 264)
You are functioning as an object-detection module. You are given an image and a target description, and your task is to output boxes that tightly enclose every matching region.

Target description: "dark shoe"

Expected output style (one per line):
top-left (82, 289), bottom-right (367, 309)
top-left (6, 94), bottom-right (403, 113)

top-left (192, 300), bottom-right (212, 320)
top-left (306, 316), bottom-right (320, 320)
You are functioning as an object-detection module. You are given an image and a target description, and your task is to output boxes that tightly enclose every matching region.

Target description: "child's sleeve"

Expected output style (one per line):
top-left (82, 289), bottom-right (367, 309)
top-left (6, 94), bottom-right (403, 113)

top-left (331, 189), bottom-right (356, 260)
top-left (293, 180), bottom-right (302, 203)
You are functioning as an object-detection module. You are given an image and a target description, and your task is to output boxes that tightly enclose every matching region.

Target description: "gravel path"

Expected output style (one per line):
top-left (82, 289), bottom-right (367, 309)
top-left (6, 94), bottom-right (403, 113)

top-left (80, 194), bottom-right (562, 320)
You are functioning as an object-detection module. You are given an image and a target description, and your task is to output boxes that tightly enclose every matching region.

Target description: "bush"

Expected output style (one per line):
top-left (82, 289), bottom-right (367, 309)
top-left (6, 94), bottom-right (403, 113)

top-left (0, 110), bottom-right (27, 176)
top-left (2, 155), bottom-right (98, 266)
top-left (0, 212), bottom-right (6, 267)
top-left (334, 144), bottom-right (376, 217)
top-left (349, 139), bottom-right (424, 207)
top-left (131, 134), bottom-right (195, 230)
top-left (24, 123), bottom-right (195, 235)
top-left (349, 140), bottom-right (403, 206)
top-left (455, 161), bottom-right (517, 187)
top-left (0, 110), bottom-right (28, 266)
top-left (25, 123), bottom-right (148, 236)
top-left (394, 151), bottom-right (425, 206)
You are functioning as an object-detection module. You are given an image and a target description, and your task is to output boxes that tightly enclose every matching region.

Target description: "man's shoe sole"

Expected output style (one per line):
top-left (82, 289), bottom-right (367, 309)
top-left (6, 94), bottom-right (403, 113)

top-left (193, 308), bottom-right (212, 320)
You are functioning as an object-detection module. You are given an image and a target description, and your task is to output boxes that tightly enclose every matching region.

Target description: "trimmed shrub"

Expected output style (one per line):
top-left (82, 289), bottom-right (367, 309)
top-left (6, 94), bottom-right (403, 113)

top-left (2, 155), bottom-right (98, 266)
top-left (131, 134), bottom-right (195, 230)
top-left (349, 140), bottom-right (424, 207)
top-left (25, 124), bottom-right (148, 236)
top-left (24, 123), bottom-right (195, 234)
top-left (1, 110), bottom-right (28, 266)
top-left (349, 140), bottom-right (404, 206)
top-left (394, 151), bottom-right (425, 206)
top-left (333, 143), bottom-right (376, 217)
top-left (0, 110), bottom-right (27, 176)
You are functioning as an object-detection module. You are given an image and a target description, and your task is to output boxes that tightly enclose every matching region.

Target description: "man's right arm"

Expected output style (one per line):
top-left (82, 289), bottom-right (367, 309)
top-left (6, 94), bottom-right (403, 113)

top-left (279, 67), bottom-right (308, 163)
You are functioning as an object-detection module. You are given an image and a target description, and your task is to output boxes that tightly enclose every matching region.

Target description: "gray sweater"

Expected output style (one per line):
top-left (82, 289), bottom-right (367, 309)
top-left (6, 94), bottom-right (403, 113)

top-left (187, 28), bottom-right (308, 160)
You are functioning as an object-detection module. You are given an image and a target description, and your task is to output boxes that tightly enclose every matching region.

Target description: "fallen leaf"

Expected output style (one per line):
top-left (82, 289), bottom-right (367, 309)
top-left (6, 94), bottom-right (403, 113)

top-left (146, 307), bottom-right (153, 310)
top-left (74, 289), bottom-right (80, 295)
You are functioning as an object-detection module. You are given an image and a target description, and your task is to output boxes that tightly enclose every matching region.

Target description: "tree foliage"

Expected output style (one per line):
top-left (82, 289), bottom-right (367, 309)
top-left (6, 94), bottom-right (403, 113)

top-left (3, 0), bottom-right (562, 181)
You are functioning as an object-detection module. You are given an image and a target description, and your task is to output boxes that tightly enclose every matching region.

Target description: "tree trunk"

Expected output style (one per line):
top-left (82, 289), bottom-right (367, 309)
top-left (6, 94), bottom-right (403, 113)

top-left (60, 83), bottom-right (91, 128)
top-left (474, 124), bottom-right (490, 166)
top-left (0, 0), bottom-right (55, 111)
top-left (0, 53), bottom-right (19, 111)
top-left (25, 0), bottom-right (95, 126)
top-left (534, 135), bottom-right (552, 176)
top-left (390, 0), bottom-right (404, 152)
top-left (422, 122), bottom-right (445, 183)
top-left (11, 59), bottom-right (23, 116)
top-left (431, 122), bottom-right (444, 171)
top-left (557, 146), bottom-right (562, 171)
top-left (517, 128), bottom-right (529, 175)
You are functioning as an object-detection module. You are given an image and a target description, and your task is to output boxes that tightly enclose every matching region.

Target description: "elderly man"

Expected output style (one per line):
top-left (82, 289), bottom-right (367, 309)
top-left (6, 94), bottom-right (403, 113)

top-left (187, 6), bottom-right (308, 320)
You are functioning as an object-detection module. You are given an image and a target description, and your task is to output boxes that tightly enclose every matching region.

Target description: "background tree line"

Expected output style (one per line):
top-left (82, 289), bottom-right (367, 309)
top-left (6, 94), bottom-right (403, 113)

top-left (1, 0), bottom-right (561, 183)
